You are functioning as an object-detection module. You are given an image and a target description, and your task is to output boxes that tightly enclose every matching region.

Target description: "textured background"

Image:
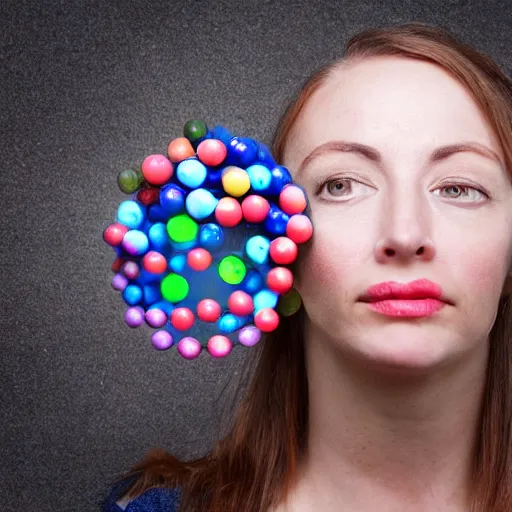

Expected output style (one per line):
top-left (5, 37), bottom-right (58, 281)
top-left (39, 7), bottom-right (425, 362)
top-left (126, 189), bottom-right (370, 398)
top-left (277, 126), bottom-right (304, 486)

top-left (2, 0), bottom-right (511, 510)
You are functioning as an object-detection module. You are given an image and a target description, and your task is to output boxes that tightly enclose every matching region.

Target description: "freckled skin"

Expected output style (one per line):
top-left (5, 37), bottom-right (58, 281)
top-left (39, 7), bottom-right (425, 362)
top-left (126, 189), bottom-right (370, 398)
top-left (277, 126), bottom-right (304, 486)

top-left (283, 56), bottom-right (512, 371)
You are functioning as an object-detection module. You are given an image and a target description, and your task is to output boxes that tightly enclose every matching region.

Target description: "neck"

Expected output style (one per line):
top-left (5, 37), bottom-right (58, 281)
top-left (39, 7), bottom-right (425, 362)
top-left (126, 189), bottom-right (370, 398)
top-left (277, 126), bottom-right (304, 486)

top-left (292, 324), bottom-right (488, 511)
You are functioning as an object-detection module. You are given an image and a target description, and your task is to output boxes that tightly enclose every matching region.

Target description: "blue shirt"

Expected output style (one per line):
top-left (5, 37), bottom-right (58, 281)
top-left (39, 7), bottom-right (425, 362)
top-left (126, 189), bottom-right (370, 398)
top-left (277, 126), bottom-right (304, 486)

top-left (102, 477), bottom-right (181, 512)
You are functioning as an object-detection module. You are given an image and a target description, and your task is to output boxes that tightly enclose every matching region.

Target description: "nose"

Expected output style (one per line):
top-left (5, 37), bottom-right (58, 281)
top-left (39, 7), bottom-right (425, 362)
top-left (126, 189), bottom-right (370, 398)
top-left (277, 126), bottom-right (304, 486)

top-left (374, 188), bottom-right (435, 264)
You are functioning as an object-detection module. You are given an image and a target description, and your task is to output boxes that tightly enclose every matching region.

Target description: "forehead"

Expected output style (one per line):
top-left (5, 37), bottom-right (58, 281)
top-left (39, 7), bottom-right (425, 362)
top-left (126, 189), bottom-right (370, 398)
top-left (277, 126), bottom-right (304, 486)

top-left (283, 56), bottom-right (501, 169)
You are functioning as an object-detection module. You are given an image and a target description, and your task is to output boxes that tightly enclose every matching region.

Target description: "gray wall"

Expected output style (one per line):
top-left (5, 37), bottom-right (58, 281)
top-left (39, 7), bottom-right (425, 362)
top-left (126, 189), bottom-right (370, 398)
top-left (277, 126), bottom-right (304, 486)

top-left (2, 1), bottom-right (511, 510)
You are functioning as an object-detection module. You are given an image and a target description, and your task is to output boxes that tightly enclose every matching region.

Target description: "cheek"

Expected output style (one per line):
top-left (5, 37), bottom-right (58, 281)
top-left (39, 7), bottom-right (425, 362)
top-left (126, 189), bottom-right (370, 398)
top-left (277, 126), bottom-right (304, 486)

top-left (449, 214), bottom-right (511, 282)
top-left (449, 240), bottom-right (508, 300)
top-left (438, 222), bottom-right (512, 326)
top-left (295, 219), bottom-right (370, 299)
top-left (466, 255), bottom-right (501, 288)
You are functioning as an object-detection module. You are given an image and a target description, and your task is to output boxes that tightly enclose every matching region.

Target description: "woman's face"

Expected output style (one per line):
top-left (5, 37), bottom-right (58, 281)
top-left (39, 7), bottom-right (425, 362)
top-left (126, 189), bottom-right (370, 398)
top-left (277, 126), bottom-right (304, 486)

top-left (283, 56), bottom-right (512, 371)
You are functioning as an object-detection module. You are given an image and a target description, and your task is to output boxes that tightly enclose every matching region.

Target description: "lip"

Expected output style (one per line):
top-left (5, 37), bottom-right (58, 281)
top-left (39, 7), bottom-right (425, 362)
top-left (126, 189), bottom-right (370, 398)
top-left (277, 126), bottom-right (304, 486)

top-left (358, 278), bottom-right (453, 318)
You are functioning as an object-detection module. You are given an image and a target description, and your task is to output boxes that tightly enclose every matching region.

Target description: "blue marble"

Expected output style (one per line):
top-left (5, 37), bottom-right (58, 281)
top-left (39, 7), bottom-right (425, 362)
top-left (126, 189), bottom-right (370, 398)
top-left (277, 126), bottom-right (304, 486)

top-left (241, 270), bottom-right (263, 294)
top-left (123, 284), bottom-right (143, 306)
top-left (143, 284), bottom-right (161, 305)
top-left (185, 188), bottom-right (218, 220)
top-left (176, 158), bottom-right (207, 189)
top-left (247, 163), bottom-right (272, 191)
top-left (170, 254), bottom-right (187, 273)
top-left (267, 165), bottom-right (292, 195)
top-left (265, 205), bottom-right (289, 235)
top-left (253, 289), bottom-right (278, 312)
top-left (245, 235), bottom-right (270, 265)
top-left (199, 223), bottom-right (225, 252)
top-left (159, 184), bottom-right (185, 216)
top-left (148, 223), bottom-right (171, 252)
top-left (117, 200), bottom-right (146, 229)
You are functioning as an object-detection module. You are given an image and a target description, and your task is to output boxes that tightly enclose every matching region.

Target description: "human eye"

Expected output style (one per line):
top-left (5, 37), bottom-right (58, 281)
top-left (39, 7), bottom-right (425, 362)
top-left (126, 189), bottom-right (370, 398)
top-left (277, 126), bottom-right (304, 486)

top-left (432, 181), bottom-right (490, 203)
top-left (318, 176), bottom-right (374, 200)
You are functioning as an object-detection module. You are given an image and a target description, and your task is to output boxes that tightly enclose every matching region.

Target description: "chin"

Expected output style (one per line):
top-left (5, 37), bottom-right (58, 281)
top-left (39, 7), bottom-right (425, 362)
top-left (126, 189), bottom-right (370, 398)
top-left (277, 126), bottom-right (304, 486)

top-left (338, 323), bottom-right (459, 376)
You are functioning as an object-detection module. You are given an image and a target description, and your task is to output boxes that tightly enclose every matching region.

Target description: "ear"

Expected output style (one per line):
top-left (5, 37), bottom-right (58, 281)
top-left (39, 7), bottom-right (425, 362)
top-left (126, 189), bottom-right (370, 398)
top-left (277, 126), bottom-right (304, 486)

top-left (502, 271), bottom-right (512, 297)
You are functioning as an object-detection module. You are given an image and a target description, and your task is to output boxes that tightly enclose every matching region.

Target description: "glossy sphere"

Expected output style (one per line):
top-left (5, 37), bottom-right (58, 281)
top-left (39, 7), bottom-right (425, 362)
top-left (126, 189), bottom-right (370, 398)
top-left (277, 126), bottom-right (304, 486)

top-left (253, 289), bottom-right (278, 311)
top-left (112, 257), bottom-right (125, 272)
top-left (269, 237), bottom-right (298, 265)
top-left (122, 230), bottom-right (149, 256)
top-left (112, 273), bottom-right (128, 291)
top-left (121, 261), bottom-right (140, 279)
top-left (168, 137), bottom-right (195, 163)
top-left (218, 255), bottom-right (246, 284)
top-left (228, 290), bottom-right (254, 316)
top-left (227, 137), bottom-right (258, 167)
top-left (187, 248), bottom-right (212, 271)
top-left (170, 254), bottom-right (186, 273)
top-left (207, 335), bottom-right (233, 358)
top-left (176, 159), bottom-right (207, 189)
top-left (123, 284), bottom-right (142, 305)
top-left (277, 288), bottom-right (302, 316)
top-left (141, 154), bottom-right (173, 185)
top-left (152, 330), bottom-right (173, 350)
top-left (199, 223), bottom-right (224, 251)
top-left (145, 308), bottom-right (167, 328)
top-left (286, 214), bottom-right (313, 244)
top-left (160, 184), bottom-right (185, 216)
top-left (268, 166), bottom-right (292, 195)
top-left (183, 120), bottom-right (208, 143)
top-left (218, 313), bottom-right (244, 333)
top-left (254, 308), bottom-right (280, 332)
top-left (246, 164), bottom-right (271, 191)
top-left (177, 337), bottom-right (202, 359)
top-left (118, 168), bottom-right (143, 194)
top-left (279, 185), bottom-right (307, 215)
top-left (265, 206), bottom-right (289, 236)
top-left (161, 273), bottom-right (189, 303)
top-left (241, 195), bottom-right (270, 223)
top-left (117, 200), bottom-right (146, 229)
top-left (142, 251), bottom-right (167, 274)
top-left (238, 325), bottom-right (262, 347)
top-left (222, 166), bottom-right (251, 197)
top-left (215, 197), bottom-right (243, 227)
top-left (186, 188), bottom-right (218, 220)
top-left (143, 284), bottom-right (160, 305)
top-left (245, 235), bottom-right (270, 265)
top-left (197, 139), bottom-right (227, 166)
top-left (241, 270), bottom-right (263, 294)
top-left (103, 223), bottom-right (129, 247)
top-left (166, 214), bottom-right (198, 243)
top-left (197, 299), bottom-right (222, 322)
top-left (125, 306), bottom-right (145, 327)
top-left (171, 307), bottom-right (195, 330)
top-left (267, 267), bottom-right (293, 294)
top-left (148, 223), bottom-right (170, 251)
top-left (137, 186), bottom-right (160, 206)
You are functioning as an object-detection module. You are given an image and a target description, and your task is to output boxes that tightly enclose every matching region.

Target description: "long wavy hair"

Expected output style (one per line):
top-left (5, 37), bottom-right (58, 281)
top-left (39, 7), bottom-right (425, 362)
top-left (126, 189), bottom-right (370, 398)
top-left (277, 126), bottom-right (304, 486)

top-left (114, 22), bottom-right (512, 511)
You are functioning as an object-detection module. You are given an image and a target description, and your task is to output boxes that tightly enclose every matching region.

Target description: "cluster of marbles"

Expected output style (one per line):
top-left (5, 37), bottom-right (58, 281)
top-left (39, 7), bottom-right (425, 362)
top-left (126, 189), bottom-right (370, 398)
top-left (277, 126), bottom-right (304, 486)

top-left (103, 120), bottom-right (312, 359)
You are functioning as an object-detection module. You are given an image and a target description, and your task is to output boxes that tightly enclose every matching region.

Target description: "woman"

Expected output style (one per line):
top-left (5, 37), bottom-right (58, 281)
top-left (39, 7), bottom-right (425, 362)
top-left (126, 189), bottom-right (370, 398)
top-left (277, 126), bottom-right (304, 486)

top-left (103, 22), bottom-right (512, 511)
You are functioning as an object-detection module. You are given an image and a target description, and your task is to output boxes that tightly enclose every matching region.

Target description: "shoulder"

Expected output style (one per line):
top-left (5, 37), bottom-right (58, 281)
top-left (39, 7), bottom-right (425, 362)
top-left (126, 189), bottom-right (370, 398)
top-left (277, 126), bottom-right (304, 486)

top-left (102, 476), bottom-right (181, 512)
top-left (117, 487), bottom-right (181, 512)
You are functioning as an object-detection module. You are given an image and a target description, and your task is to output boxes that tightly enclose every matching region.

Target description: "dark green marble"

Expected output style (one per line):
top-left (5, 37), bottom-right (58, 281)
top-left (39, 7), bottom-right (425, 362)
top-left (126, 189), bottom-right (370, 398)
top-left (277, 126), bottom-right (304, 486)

top-left (183, 119), bottom-right (208, 143)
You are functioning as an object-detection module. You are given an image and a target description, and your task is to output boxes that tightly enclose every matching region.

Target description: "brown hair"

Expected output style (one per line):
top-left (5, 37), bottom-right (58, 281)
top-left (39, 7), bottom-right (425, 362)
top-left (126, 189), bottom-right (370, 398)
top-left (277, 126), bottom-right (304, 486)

top-left (115, 22), bottom-right (512, 511)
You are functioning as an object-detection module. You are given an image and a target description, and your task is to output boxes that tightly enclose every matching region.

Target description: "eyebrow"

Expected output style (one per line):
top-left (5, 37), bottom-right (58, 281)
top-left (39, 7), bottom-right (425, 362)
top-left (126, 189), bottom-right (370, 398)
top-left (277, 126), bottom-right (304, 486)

top-left (296, 140), bottom-right (504, 176)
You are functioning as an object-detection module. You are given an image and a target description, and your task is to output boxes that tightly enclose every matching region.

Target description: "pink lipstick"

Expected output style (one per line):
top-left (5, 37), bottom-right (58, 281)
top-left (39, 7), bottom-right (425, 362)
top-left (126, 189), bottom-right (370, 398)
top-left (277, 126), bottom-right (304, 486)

top-left (359, 278), bottom-right (451, 318)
